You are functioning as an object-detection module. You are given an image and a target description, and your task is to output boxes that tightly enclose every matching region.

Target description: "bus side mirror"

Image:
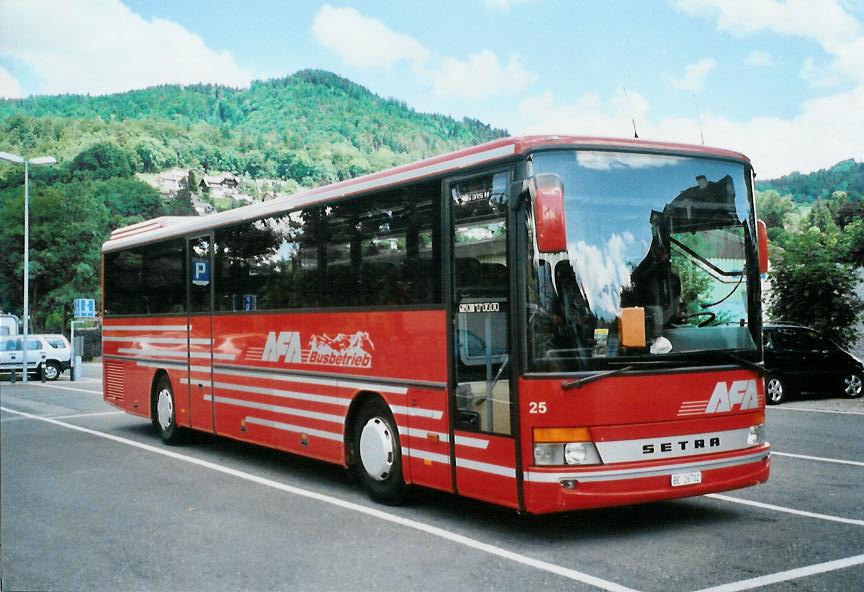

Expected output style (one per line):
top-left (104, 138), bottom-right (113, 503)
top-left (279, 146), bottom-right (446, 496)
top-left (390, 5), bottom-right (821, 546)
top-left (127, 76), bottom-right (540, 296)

top-left (756, 219), bottom-right (769, 274)
top-left (530, 173), bottom-right (567, 253)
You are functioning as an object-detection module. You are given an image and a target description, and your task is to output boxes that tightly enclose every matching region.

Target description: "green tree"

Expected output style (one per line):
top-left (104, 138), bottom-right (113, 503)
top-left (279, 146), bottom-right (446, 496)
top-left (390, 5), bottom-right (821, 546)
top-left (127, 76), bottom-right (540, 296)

top-left (840, 218), bottom-right (864, 267)
top-left (70, 142), bottom-right (135, 179)
top-left (755, 190), bottom-right (795, 229)
top-left (91, 177), bottom-right (165, 229)
top-left (806, 199), bottom-right (838, 233)
top-left (768, 228), bottom-right (863, 348)
top-left (0, 181), bottom-right (110, 331)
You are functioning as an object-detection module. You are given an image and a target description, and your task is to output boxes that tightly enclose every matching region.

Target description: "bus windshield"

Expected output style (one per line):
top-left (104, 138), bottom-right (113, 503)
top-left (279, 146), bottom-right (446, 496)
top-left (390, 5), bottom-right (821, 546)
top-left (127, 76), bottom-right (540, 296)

top-left (526, 150), bottom-right (759, 373)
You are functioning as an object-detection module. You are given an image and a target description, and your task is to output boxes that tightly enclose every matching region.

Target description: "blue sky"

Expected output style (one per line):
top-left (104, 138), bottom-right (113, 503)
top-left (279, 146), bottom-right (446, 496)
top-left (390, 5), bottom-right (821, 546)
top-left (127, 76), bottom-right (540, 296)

top-left (1, 0), bottom-right (863, 178)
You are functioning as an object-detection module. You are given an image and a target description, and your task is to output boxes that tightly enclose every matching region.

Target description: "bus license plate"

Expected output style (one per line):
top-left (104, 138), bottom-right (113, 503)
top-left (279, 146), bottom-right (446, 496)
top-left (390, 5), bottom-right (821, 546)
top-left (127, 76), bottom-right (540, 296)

top-left (671, 471), bottom-right (702, 487)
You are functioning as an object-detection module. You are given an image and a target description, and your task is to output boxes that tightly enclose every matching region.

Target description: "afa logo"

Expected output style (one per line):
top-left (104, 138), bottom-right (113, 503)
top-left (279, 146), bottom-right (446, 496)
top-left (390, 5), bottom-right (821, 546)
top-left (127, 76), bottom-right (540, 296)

top-left (262, 331), bottom-right (303, 363)
top-left (260, 330), bottom-right (373, 368)
top-left (705, 379), bottom-right (759, 413)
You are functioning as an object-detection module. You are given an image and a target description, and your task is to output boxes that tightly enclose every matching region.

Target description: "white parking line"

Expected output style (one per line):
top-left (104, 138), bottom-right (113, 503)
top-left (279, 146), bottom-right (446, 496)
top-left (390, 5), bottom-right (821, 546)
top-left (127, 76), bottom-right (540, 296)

top-left (767, 406), bottom-right (864, 416)
top-left (773, 451), bottom-right (864, 468)
top-left (707, 494), bottom-right (864, 527)
top-left (50, 411), bottom-right (125, 420)
top-left (0, 405), bottom-right (639, 592)
top-left (690, 554), bottom-right (864, 592)
top-left (7, 383), bottom-right (103, 395)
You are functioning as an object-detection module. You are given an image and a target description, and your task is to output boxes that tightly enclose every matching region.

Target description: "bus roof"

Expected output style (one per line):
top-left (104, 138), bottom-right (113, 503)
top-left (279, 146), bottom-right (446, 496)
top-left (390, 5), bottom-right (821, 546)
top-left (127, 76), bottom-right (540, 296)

top-left (102, 135), bottom-right (751, 253)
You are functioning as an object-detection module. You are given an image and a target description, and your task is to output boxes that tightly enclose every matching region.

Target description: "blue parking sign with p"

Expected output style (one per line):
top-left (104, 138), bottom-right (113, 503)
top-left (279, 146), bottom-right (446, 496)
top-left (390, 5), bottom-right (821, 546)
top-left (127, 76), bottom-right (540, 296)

top-left (73, 298), bottom-right (96, 318)
top-left (192, 259), bottom-right (210, 286)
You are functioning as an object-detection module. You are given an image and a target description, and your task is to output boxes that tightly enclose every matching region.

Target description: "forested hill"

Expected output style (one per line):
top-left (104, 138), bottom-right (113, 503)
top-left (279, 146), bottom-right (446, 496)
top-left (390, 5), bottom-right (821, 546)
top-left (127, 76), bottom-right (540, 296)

top-left (0, 69), bottom-right (507, 184)
top-left (756, 159), bottom-right (864, 204)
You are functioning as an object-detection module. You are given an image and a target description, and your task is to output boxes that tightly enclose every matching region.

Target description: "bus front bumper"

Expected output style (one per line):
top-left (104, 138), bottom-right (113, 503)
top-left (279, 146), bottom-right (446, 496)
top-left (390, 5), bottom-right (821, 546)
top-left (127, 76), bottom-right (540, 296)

top-left (522, 445), bottom-right (770, 514)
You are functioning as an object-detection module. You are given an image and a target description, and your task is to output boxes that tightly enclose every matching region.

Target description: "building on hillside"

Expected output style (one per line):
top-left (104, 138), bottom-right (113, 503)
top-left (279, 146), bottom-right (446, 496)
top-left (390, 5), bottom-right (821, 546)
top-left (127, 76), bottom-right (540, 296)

top-left (198, 174), bottom-right (239, 197)
top-left (155, 169), bottom-right (188, 194)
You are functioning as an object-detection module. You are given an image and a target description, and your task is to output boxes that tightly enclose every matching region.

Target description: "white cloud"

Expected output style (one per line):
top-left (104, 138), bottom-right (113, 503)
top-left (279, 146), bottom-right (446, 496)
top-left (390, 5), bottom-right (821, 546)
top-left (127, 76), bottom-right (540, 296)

top-left (0, 0), bottom-right (251, 96)
top-left (312, 4), bottom-right (430, 69)
top-left (312, 6), bottom-right (535, 100)
top-left (674, 0), bottom-right (860, 42)
top-left (745, 51), bottom-right (775, 67)
top-left (519, 89), bottom-right (649, 139)
top-left (673, 0), bottom-right (864, 85)
top-left (671, 58), bottom-right (717, 91)
top-left (517, 85), bottom-right (864, 178)
top-left (433, 51), bottom-right (535, 99)
top-left (656, 0), bottom-right (864, 176)
top-left (800, 57), bottom-right (844, 87)
top-left (0, 66), bottom-right (23, 99)
top-left (482, 0), bottom-right (534, 10)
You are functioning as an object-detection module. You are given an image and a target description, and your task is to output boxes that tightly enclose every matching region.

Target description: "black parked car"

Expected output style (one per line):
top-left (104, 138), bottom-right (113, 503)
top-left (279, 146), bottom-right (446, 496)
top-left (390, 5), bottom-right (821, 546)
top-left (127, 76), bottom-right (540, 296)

top-left (763, 323), bottom-right (864, 405)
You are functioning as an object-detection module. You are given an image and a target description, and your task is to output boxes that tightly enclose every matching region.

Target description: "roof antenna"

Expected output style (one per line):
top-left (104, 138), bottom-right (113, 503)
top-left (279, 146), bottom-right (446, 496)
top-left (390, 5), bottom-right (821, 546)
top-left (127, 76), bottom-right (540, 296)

top-left (692, 93), bottom-right (705, 145)
top-left (622, 86), bottom-right (639, 139)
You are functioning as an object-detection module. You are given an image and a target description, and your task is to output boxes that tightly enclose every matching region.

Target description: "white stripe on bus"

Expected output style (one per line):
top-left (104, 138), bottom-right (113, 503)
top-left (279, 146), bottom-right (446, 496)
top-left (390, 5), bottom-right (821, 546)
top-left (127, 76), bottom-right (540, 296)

top-left (244, 416), bottom-right (343, 442)
top-left (456, 456), bottom-right (517, 478)
top-left (389, 404), bottom-right (443, 421)
top-left (404, 447), bottom-right (450, 465)
top-left (103, 325), bottom-right (189, 332)
top-left (209, 380), bottom-right (350, 407)
top-left (105, 336), bottom-right (211, 345)
top-left (402, 428), bottom-right (489, 450)
top-left (212, 365), bottom-right (408, 394)
top-left (118, 348), bottom-right (235, 360)
top-left (402, 447), bottom-right (517, 479)
top-left (133, 361), bottom-right (210, 372)
top-left (204, 394), bottom-right (344, 425)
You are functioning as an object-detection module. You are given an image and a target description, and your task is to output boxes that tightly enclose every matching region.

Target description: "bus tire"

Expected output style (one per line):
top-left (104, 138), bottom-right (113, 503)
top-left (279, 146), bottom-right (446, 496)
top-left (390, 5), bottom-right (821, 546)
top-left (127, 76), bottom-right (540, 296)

top-left (154, 375), bottom-right (184, 445)
top-left (765, 374), bottom-right (787, 405)
top-left (352, 399), bottom-right (406, 505)
top-left (44, 361), bottom-right (62, 381)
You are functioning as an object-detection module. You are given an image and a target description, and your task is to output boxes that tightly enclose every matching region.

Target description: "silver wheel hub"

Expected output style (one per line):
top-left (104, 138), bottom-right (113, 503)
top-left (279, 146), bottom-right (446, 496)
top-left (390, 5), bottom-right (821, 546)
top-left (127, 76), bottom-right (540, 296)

top-left (44, 364), bottom-right (58, 379)
top-left (157, 388), bottom-right (174, 430)
top-left (845, 375), bottom-right (862, 397)
top-left (359, 417), bottom-right (394, 481)
top-left (767, 379), bottom-right (783, 402)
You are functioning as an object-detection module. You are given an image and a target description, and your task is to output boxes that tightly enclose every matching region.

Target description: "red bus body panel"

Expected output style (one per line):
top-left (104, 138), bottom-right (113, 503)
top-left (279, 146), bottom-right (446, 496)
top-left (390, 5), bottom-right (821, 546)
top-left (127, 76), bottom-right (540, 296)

top-left (518, 370), bottom-right (770, 514)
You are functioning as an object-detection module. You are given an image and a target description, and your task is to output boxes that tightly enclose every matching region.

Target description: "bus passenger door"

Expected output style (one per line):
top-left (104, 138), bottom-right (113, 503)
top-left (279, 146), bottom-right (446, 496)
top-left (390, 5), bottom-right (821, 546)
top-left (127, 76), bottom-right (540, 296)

top-left (187, 234), bottom-right (215, 432)
top-left (448, 171), bottom-right (519, 509)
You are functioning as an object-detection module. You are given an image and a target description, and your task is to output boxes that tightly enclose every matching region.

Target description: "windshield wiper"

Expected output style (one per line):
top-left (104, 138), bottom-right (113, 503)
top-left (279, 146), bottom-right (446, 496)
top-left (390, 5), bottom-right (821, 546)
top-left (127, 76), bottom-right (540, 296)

top-left (561, 365), bottom-right (634, 390)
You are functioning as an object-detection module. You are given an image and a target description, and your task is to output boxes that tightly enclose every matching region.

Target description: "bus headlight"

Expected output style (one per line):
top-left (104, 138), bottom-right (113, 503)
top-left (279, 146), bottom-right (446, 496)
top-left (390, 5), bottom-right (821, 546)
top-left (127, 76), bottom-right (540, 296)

top-left (564, 442), bottom-right (601, 465)
top-left (533, 427), bottom-right (602, 466)
top-left (534, 443), bottom-right (563, 466)
top-left (533, 442), bottom-right (602, 466)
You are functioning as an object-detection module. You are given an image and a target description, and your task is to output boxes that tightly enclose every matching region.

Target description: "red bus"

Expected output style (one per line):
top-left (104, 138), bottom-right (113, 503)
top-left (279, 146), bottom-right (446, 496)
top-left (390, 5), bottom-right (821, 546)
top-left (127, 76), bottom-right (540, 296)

top-left (102, 135), bottom-right (770, 513)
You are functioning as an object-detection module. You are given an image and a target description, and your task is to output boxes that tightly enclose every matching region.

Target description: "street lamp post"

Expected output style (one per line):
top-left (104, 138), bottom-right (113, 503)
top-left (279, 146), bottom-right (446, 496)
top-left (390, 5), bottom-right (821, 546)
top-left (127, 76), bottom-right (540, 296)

top-left (0, 151), bottom-right (57, 383)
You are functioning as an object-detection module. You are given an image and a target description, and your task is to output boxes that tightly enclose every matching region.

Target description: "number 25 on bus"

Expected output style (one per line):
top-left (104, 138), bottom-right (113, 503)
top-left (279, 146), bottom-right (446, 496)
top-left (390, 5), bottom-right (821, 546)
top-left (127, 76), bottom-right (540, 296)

top-left (102, 135), bottom-right (771, 514)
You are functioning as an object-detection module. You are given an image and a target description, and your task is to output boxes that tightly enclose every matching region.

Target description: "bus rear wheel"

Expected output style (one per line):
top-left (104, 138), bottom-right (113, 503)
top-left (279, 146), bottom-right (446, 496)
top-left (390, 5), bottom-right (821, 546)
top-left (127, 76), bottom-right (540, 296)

top-left (352, 400), bottom-right (406, 505)
top-left (154, 375), bottom-right (184, 445)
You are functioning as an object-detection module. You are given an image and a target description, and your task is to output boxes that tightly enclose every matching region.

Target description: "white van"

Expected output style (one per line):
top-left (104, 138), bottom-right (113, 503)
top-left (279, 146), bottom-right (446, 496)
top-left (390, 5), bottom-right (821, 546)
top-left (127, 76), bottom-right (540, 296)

top-left (36, 334), bottom-right (73, 380)
top-left (0, 336), bottom-right (48, 379)
top-left (0, 313), bottom-right (18, 336)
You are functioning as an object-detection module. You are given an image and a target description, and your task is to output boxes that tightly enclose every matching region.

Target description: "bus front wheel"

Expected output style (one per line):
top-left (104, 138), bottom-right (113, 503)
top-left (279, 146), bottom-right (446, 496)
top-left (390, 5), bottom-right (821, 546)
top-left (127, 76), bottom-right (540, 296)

top-left (352, 400), bottom-right (406, 505)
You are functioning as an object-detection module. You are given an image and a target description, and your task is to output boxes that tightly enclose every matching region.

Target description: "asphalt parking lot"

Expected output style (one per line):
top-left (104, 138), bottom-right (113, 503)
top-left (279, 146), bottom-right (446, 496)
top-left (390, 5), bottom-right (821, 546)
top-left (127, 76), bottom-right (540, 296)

top-left (2, 363), bottom-right (862, 592)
